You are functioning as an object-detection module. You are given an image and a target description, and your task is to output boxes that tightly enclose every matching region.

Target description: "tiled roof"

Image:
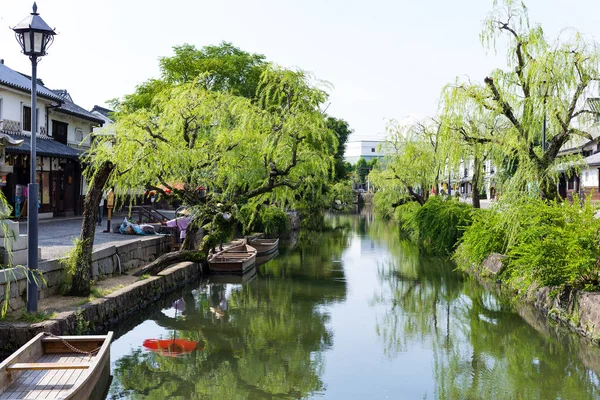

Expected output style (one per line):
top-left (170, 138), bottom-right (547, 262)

top-left (91, 105), bottom-right (115, 120)
top-left (5, 135), bottom-right (82, 159)
top-left (585, 152), bottom-right (600, 167)
top-left (0, 63), bottom-right (62, 101)
top-left (51, 91), bottom-right (105, 125)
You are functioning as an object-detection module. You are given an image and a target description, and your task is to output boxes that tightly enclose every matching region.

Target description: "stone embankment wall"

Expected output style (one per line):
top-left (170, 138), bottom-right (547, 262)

top-left (480, 253), bottom-right (600, 343)
top-left (359, 192), bottom-right (375, 205)
top-left (0, 261), bottom-right (201, 355)
top-left (0, 236), bottom-right (170, 313)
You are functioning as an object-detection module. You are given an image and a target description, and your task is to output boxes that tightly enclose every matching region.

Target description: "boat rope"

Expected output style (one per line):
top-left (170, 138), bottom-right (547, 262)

top-left (43, 332), bottom-right (102, 359)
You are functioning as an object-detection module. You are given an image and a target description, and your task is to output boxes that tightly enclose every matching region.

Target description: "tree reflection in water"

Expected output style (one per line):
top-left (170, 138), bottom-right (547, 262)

top-left (109, 227), bottom-right (350, 399)
top-left (367, 211), bottom-right (600, 400)
top-left (108, 210), bottom-right (600, 399)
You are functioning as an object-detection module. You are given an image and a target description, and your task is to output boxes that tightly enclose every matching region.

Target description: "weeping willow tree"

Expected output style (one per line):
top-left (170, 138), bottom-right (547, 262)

top-left (444, 0), bottom-right (600, 200)
top-left (439, 85), bottom-right (508, 208)
top-left (370, 119), bottom-right (444, 215)
top-left (71, 66), bottom-right (337, 292)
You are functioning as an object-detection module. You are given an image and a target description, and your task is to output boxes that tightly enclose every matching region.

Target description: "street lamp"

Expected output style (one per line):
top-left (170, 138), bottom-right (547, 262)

top-left (13, 3), bottom-right (56, 313)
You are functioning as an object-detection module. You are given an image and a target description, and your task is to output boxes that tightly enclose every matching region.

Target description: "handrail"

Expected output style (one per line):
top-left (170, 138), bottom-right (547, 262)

top-left (131, 205), bottom-right (169, 223)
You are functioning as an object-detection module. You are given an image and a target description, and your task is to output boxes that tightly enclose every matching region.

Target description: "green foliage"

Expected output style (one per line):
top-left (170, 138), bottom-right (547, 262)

top-left (91, 61), bottom-right (339, 253)
top-left (385, 197), bottom-right (472, 255)
top-left (413, 197), bottom-right (473, 255)
top-left (355, 157), bottom-right (369, 185)
top-left (454, 208), bottom-right (507, 268)
top-left (59, 238), bottom-right (88, 294)
top-left (392, 202), bottom-right (421, 242)
top-left (329, 181), bottom-right (354, 211)
top-left (20, 311), bottom-right (57, 323)
top-left (369, 119), bottom-right (442, 205)
top-left (438, 0), bottom-right (600, 200)
top-left (326, 117), bottom-right (354, 181)
top-left (74, 309), bottom-right (90, 335)
top-left (502, 197), bottom-right (600, 291)
top-left (259, 207), bottom-right (290, 237)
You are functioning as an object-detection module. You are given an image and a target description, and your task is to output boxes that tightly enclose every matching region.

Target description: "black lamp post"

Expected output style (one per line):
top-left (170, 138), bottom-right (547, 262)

top-left (13, 3), bottom-right (56, 313)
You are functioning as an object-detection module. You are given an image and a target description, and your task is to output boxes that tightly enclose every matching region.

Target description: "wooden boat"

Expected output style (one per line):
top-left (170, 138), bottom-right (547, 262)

top-left (209, 267), bottom-right (258, 285)
top-left (0, 332), bottom-right (113, 400)
top-left (256, 249), bottom-right (279, 267)
top-left (208, 244), bottom-right (257, 274)
top-left (248, 238), bottom-right (279, 256)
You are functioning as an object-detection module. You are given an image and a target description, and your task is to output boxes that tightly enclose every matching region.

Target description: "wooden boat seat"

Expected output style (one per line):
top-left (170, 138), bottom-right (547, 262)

top-left (7, 362), bottom-right (92, 371)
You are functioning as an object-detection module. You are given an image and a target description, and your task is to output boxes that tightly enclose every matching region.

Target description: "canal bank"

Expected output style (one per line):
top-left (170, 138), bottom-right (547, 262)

top-left (0, 260), bottom-right (202, 357)
top-left (477, 253), bottom-right (600, 344)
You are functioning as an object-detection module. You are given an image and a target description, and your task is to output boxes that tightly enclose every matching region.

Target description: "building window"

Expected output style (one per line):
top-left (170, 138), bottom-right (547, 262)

top-left (52, 120), bottom-right (68, 145)
top-left (371, 148), bottom-right (375, 152)
top-left (74, 128), bottom-right (83, 143)
top-left (0, 98), bottom-right (3, 120)
top-left (23, 106), bottom-right (31, 131)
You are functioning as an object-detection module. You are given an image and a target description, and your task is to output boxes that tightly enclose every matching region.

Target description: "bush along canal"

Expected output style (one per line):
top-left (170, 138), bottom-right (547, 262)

top-left (105, 212), bottom-right (600, 399)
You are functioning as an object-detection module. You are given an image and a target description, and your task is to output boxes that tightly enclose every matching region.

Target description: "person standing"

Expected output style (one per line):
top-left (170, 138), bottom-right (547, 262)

top-left (104, 188), bottom-right (115, 233)
top-left (98, 191), bottom-right (106, 225)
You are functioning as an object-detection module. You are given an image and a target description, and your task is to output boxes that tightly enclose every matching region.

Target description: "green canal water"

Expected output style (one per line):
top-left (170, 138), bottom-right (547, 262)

top-left (106, 211), bottom-right (600, 399)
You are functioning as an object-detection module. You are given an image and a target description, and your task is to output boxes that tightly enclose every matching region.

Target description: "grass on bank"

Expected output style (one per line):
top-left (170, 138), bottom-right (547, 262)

top-left (377, 193), bottom-right (600, 295)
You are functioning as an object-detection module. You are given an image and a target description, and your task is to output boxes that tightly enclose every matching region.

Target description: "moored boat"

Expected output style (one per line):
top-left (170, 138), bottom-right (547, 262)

top-left (248, 238), bottom-right (279, 256)
top-left (0, 331), bottom-right (113, 400)
top-left (208, 244), bottom-right (257, 274)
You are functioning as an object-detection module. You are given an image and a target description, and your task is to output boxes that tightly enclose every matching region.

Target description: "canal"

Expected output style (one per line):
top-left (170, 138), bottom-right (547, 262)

top-left (105, 211), bottom-right (600, 399)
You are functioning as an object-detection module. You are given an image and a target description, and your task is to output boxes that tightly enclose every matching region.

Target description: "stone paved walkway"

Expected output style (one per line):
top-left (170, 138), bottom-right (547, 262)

top-left (18, 210), bottom-right (176, 261)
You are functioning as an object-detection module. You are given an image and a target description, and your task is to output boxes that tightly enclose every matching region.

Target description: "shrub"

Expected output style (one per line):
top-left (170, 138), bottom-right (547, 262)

top-left (393, 201), bottom-right (421, 242)
top-left (413, 197), bottom-right (472, 255)
top-left (502, 197), bottom-right (600, 291)
top-left (261, 207), bottom-right (290, 236)
top-left (454, 208), bottom-right (507, 269)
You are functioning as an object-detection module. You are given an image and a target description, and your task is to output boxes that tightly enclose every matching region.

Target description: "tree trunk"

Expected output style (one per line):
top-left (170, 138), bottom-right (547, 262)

top-left (407, 186), bottom-right (425, 206)
top-left (133, 250), bottom-right (206, 276)
top-left (471, 155), bottom-right (482, 209)
top-left (70, 162), bottom-right (114, 296)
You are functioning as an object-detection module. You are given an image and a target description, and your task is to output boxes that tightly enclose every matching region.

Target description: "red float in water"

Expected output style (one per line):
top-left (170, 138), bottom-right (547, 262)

top-left (143, 339), bottom-right (199, 357)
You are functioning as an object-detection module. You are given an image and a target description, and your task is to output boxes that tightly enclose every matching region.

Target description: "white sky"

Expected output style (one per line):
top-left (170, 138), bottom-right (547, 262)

top-left (0, 0), bottom-right (598, 140)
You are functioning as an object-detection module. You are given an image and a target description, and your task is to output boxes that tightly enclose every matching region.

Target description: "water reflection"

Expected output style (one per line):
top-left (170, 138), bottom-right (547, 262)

top-left (107, 210), bottom-right (600, 399)
top-left (108, 227), bottom-right (349, 399)
top-left (366, 212), bottom-right (600, 399)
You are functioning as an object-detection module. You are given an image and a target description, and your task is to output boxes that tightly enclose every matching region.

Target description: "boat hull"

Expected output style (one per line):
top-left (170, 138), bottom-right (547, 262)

top-left (208, 245), bottom-right (257, 274)
top-left (0, 332), bottom-right (113, 400)
top-left (248, 238), bottom-right (279, 256)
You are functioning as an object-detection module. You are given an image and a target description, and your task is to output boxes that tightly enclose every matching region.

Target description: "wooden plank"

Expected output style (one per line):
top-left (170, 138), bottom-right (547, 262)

top-left (22, 355), bottom-right (58, 399)
top-left (39, 355), bottom-right (75, 400)
top-left (43, 341), bottom-right (103, 354)
top-left (7, 363), bottom-right (92, 371)
top-left (56, 362), bottom-right (86, 399)
top-left (10, 354), bottom-right (59, 399)
top-left (40, 336), bottom-right (109, 342)
top-left (0, 333), bottom-right (45, 396)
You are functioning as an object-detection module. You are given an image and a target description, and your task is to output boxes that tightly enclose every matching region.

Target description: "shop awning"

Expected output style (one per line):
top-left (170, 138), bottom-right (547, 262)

top-left (5, 136), bottom-right (82, 159)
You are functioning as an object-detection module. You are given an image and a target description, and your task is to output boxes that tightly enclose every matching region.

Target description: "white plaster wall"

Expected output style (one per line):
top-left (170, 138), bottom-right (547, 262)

top-left (346, 140), bottom-right (384, 159)
top-left (581, 167), bottom-right (599, 188)
top-left (48, 112), bottom-right (94, 147)
top-left (0, 87), bottom-right (51, 132)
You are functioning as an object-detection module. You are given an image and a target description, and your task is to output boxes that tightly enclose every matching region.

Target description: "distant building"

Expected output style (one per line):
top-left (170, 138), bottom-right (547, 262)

top-left (345, 140), bottom-right (385, 164)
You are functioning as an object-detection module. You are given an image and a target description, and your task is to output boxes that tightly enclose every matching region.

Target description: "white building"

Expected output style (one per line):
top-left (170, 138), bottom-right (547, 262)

top-left (345, 140), bottom-right (385, 164)
top-left (0, 60), bottom-right (104, 217)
